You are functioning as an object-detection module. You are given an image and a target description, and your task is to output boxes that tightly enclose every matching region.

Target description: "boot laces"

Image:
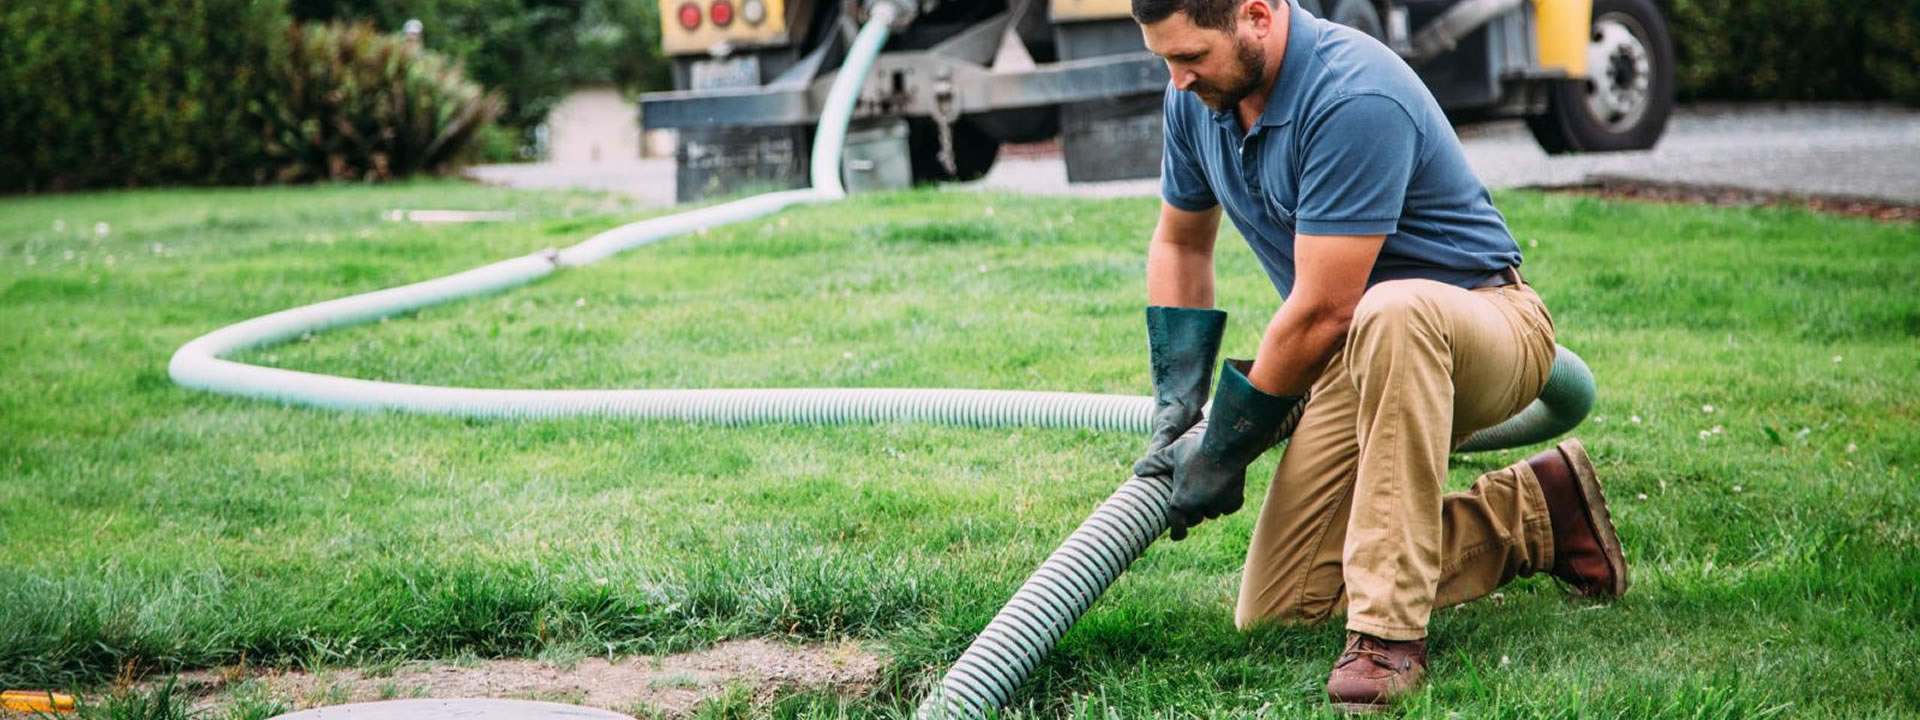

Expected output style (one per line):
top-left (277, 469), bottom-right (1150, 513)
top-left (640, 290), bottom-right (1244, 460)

top-left (1336, 634), bottom-right (1398, 670)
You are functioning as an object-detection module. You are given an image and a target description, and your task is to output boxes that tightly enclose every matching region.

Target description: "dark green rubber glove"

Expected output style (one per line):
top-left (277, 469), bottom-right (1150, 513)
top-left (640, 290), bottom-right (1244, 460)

top-left (1131, 306), bottom-right (1228, 477)
top-left (1140, 359), bottom-right (1308, 541)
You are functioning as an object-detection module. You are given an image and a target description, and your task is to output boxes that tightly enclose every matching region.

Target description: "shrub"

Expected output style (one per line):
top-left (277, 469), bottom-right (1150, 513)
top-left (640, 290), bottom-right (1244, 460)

top-left (287, 0), bottom-right (670, 155)
top-left (0, 0), bottom-right (287, 192)
top-left (261, 21), bottom-right (503, 182)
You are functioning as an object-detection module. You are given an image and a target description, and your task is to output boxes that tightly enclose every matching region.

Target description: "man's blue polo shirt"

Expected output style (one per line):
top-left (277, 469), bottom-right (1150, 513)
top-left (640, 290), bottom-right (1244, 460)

top-left (1160, 0), bottom-right (1521, 298)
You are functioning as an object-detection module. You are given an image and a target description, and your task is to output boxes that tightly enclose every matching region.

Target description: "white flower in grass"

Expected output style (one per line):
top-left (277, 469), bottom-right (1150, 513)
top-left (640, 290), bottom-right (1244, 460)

top-left (53, 219), bottom-right (65, 232)
top-left (1594, 415), bottom-right (1607, 424)
top-left (977, 264), bottom-right (989, 273)
top-left (594, 577), bottom-right (609, 586)
top-left (843, 352), bottom-right (855, 360)
top-left (1832, 355), bottom-right (1843, 363)
top-left (1712, 425), bottom-right (1724, 434)
top-left (103, 254), bottom-right (115, 267)
top-left (1698, 430), bottom-right (1712, 439)
top-left (574, 298), bottom-right (586, 308)
top-left (1732, 485), bottom-right (1743, 493)
top-left (24, 255), bottom-right (35, 266)
top-left (983, 205), bottom-right (996, 218)
top-left (1847, 442), bottom-right (1859, 453)
top-left (1631, 414), bottom-right (1642, 424)
top-left (94, 222), bottom-right (109, 238)
top-left (63, 250), bottom-right (75, 261)
top-left (1702, 404), bottom-right (1714, 414)
top-left (778, 217), bottom-right (789, 228)
top-left (151, 243), bottom-right (165, 255)
top-left (1528, 238), bottom-right (1539, 248)
top-left (1637, 493), bottom-right (1648, 500)
top-left (1500, 654), bottom-right (1511, 667)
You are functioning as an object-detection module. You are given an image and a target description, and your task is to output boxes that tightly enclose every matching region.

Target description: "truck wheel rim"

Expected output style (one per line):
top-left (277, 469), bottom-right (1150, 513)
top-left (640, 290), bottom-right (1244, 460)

top-left (1583, 11), bottom-right (1652, 133)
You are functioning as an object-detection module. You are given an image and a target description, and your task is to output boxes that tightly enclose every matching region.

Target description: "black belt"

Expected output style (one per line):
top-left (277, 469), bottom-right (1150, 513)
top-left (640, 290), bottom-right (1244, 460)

top-left (1472, 266), bottom-right (1524, 289)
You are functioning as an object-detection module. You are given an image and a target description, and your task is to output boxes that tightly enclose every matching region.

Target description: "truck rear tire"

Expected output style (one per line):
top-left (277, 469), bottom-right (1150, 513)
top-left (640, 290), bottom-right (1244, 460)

top-left (1321, 0), bottom-right (1385, 41)
top-left (1526, 0), bottom-right (1674, 154)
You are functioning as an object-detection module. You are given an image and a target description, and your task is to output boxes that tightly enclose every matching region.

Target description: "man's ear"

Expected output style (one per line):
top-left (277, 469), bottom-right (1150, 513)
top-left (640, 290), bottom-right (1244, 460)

top-left (1243, 0), bottom-right (1275, 35)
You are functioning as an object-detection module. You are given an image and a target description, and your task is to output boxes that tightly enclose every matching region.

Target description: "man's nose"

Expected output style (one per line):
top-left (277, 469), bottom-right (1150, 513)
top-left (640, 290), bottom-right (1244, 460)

top-left (1173, 69), bottom-right (1198, 91)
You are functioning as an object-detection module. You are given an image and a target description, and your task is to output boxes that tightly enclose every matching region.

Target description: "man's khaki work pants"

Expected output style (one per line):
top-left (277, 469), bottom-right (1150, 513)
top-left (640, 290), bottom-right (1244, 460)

top-left (1235, 278), bottom-right (1561, 641)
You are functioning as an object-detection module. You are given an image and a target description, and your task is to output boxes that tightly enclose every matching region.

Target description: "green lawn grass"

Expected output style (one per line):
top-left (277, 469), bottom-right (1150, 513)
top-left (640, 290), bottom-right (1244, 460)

top-left (2, 181), bottom-right (1916, 718)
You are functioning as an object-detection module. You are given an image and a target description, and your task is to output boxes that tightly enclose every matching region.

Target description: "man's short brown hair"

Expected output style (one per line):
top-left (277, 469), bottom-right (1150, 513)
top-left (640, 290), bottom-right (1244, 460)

top-left (1132, 0), bottom-right (1275, 31)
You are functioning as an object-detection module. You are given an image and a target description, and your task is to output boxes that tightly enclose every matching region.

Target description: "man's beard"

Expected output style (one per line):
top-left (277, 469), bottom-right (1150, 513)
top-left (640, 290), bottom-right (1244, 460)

top-left (1192, 36), bottom-right (1267, 112)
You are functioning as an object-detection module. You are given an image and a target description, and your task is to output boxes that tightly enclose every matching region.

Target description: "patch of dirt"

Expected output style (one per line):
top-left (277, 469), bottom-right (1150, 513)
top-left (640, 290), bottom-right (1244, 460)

top-left (137, 640), bottom-right (884, 718)
top-left (1539, 176), bottom-right (1920, 223)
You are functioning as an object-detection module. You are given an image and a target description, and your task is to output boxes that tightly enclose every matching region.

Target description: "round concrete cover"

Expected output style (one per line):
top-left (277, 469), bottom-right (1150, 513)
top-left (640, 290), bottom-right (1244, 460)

top-left (270, 699), bottom-right (636, 719)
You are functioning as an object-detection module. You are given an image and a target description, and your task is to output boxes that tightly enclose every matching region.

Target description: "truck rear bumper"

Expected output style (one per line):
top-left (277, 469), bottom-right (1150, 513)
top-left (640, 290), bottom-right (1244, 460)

top-left (641, 51), bottom-right (1169, 129)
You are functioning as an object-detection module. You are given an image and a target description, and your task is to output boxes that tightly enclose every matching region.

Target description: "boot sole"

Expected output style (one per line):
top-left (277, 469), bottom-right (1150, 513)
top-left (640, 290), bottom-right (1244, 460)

top-left (1558, 439), bottom-right (1630, 597)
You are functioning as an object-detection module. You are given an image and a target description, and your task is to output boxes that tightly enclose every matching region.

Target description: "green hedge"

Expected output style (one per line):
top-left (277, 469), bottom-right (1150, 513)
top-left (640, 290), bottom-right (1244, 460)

top-left (0, 0), bottom-right (287, 191)
top-left (1667, 0), bottom-right (1920, 104)
top-left (0, 1), bottom-right (505, 192)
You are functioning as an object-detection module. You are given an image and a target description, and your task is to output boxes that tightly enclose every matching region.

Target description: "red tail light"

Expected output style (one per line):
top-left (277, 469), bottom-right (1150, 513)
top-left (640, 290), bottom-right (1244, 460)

top-left (677, 2), bottom-right (701, 30)
top-left (711, 0), bottom-right (735, 27)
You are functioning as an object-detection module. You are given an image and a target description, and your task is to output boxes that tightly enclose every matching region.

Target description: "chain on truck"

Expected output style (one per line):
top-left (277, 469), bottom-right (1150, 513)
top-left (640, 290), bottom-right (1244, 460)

top-left (643, 0), bottom-right (1675, 202)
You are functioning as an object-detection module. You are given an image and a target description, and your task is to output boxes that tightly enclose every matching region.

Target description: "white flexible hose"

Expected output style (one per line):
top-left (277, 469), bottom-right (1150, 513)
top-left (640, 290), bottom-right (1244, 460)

top-left (167, 5), bottom-right (1174, 431)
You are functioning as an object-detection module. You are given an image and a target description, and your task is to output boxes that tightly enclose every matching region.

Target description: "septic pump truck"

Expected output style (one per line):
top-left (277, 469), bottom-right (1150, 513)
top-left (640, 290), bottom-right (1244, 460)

top-left (641, 0), bottom-right (1674, 202)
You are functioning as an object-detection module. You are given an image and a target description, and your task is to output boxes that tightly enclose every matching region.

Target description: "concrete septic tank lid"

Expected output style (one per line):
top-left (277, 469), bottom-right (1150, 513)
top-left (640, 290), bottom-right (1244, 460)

top-left (269, 699), bottom-right (636, 719)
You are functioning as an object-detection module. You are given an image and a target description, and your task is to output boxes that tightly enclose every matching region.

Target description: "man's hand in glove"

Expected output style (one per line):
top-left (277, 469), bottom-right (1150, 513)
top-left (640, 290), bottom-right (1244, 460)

top-left (1137, 359), bottom-right (1308, 541)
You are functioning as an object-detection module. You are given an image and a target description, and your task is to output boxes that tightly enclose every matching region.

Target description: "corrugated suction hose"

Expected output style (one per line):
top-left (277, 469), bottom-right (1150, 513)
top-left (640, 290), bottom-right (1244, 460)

top-left (914, 346), bottom-right (1595, 718)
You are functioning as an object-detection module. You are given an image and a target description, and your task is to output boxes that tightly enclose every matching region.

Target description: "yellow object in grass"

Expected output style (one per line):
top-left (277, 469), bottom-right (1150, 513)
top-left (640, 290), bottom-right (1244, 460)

top-left (1, 690), bottom-right (77, 713)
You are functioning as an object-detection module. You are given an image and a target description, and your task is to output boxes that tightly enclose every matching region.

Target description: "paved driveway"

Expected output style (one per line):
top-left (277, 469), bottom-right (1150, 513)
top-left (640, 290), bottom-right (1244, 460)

top-left (465, 104), bottom-right (1920, 207)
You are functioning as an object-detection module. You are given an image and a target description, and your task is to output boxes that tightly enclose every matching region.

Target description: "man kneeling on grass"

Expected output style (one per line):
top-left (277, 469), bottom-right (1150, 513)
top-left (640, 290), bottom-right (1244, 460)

top-left (1126, 0), bottom-right (1630, 712)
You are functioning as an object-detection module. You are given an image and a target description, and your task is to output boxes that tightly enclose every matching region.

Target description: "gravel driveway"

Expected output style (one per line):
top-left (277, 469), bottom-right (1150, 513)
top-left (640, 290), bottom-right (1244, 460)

top-left (465, 103), bottom-right (1920, 207)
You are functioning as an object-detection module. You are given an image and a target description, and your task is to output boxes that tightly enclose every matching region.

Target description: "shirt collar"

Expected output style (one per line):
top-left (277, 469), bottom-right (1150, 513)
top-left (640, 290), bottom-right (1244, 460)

top-left (1208, 0), bottom-right (1321, 131)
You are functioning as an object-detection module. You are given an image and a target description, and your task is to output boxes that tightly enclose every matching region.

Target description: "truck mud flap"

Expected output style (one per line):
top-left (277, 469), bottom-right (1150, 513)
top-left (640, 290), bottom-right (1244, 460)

top-left (675, 125), bottom-right (813, 203)
top-left (1060, 93), bottom-right (1162, 183)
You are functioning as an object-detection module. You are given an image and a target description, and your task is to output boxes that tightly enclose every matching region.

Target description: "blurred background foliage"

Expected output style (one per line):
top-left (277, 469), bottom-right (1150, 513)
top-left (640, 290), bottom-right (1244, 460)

top-left (1666, 0), bottom-right (1920, 105)
top-left (0, 0), bottom-right (664, 191)
top-left (287, 0), bottom-right (670, 158)
top-left (263, 21), bottom-right (504, 182)
top-left (0, 0), bottom-right (1913, 192)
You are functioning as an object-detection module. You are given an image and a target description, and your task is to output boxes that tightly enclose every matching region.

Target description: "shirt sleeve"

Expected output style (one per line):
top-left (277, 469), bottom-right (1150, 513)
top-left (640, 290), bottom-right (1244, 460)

top-left (1294, 93), bottom-right (1420, 236)
top-left (1159, 84), bottom-right (1219, 212)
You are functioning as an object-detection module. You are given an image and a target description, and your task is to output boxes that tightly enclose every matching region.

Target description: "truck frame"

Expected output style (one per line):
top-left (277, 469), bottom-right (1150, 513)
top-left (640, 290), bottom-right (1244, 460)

top-left (641, 0), bottom-right (1674, 202)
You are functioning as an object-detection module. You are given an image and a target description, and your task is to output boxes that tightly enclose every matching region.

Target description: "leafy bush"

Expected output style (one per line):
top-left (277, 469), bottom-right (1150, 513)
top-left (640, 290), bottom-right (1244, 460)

top-left (0, 0), bottom-right (287, 192)
top-left (287, 0), bottom-right (670, 153)
top-left (1666, 0), bottom-right (1920, 104)
top-left (0, 1), bottom-right (505, 191)
top-left (262, 21), bottom-right (503, 182)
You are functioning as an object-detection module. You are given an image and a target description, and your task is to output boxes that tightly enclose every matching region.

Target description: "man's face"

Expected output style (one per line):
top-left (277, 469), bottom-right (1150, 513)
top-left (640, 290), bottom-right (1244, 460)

top-left (1141, 8), bottom-right (1269, 113)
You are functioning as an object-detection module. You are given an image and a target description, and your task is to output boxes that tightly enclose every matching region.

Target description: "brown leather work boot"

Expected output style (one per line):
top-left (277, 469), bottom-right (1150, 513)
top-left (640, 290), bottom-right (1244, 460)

top-left (1325, 632), bottom-right (1428, 713)
top-left (1528, 439), bottom-right (1630, 597)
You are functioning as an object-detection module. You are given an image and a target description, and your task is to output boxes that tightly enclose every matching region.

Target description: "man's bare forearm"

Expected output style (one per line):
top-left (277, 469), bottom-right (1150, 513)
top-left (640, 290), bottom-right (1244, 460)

top-left (1147, 239), bottom-right (1215, 308)
top-left (1243, 233), bottom-right (1384, 397)
top-left (1247, 300), bottom-right (1350, 397)
top-left (1146, 202), bottom-right (1222, 308)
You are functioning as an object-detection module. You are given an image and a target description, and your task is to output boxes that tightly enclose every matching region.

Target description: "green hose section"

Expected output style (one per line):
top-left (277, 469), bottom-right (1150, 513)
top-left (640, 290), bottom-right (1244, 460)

top-left (1457, 345), bottom-right (1596, 452)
